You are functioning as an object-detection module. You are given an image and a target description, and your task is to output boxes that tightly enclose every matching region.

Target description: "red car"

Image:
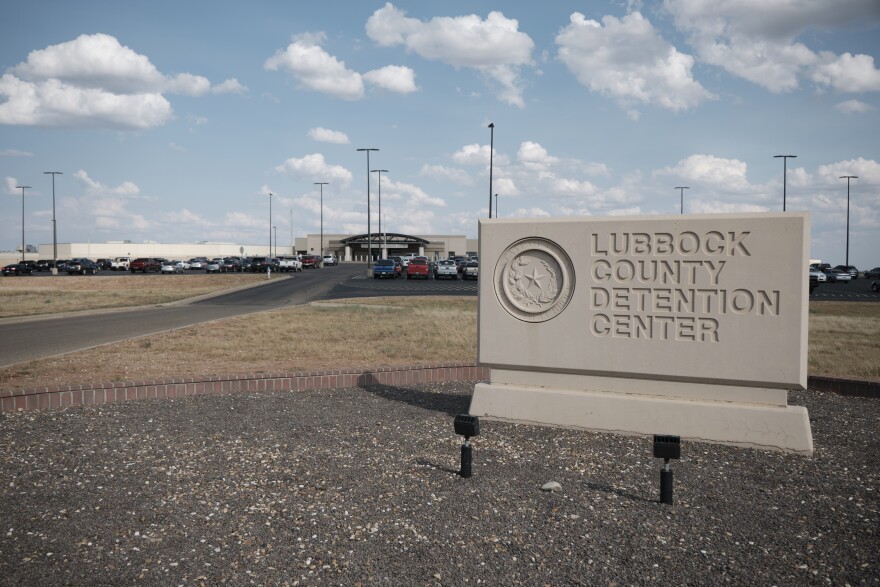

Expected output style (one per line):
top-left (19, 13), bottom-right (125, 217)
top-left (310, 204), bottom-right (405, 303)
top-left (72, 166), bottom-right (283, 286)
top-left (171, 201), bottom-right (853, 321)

top-left (406, 258), bottom-right (430, 279)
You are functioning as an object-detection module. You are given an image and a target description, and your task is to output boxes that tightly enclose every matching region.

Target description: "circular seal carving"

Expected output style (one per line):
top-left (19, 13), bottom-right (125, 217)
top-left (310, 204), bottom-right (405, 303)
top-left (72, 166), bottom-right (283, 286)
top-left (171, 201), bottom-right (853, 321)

top-left (494, 237), bottom-right (575, 322)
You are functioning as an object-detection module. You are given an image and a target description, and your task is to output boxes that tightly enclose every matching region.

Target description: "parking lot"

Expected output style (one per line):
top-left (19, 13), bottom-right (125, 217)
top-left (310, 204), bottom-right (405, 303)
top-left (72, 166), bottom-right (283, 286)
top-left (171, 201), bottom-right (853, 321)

top-left (811, 276), bottom-right (880, 302)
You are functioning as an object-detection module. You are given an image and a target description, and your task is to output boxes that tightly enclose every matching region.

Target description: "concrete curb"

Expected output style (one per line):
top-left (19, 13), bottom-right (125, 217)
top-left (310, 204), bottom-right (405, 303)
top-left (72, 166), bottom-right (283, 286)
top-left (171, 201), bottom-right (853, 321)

top-left (0, 363), bottom-right (491, 414)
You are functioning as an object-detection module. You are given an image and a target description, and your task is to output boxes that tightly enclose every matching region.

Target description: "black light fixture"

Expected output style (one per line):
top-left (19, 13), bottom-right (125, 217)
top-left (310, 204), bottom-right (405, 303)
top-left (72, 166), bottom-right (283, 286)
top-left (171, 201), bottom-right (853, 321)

top-left (653, 434), bottom-right (680, 505)
top-left (454, 414), bottom-right (480, 478)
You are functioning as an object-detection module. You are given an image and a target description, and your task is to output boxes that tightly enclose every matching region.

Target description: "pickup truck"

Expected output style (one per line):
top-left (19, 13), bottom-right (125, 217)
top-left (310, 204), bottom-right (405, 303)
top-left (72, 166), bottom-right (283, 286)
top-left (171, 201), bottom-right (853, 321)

top-left (406, 258), bottom-right (430, 279)
top-left (129, 258), bottom-right (161, 273)
top-left (278, 256), bottom-right (302, 272)
top-left (301, 255), bottom-right (321, 269)
top-left (373, 259), bottom-right (399, 279)
top-left (111, 257), bottom-right (131, 271)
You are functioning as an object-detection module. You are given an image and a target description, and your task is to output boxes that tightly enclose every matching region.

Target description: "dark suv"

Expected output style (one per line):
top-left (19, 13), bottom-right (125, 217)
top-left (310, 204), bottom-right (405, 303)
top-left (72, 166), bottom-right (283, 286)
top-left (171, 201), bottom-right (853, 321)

top-left (248, 257), bottom-right (279, 272)
top-left (66, 258), bottom-right (100, 275)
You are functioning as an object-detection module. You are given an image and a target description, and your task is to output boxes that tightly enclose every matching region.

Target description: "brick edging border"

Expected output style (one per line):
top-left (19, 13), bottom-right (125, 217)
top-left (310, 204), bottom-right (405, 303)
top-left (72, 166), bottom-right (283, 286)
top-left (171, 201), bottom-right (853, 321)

top-left (0, 363), bottom-right (490, 414)
top-left (807, 375), bottom-right (880, 399)
top-left (2, 368), bottom-right (874, 414)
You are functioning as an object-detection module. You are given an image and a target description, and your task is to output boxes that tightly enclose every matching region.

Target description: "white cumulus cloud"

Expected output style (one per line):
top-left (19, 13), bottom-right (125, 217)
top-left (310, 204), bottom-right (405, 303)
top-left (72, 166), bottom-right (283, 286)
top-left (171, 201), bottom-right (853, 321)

top-left (1, 33), bottom-right (242, 129)
top-left (308, 127), bottom-right (350, 144)
top-left (363, 65), bottom-right (418, 94)
top-left (275, 153), bottom-right (353, 186)
top-left (556, 12), bottom-right (715, 113)
top-left (366, 3), bottom-right (535, 107)
top-left (835, 99), bottom-right (874, 114)
top-left (664, 0), bottom-right (880, 94)
top-left (264, 33), bottom-right (364, 100)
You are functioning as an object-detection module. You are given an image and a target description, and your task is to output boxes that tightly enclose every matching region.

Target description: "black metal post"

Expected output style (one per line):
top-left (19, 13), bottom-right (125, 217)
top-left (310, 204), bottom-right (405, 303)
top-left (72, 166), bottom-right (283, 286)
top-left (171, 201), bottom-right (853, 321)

top-left (840, 175), bottom-right (857, 267)
top-left (488, 123), bottom-right (494, 218)
top-left (460, 440), bottom-right (473, 478)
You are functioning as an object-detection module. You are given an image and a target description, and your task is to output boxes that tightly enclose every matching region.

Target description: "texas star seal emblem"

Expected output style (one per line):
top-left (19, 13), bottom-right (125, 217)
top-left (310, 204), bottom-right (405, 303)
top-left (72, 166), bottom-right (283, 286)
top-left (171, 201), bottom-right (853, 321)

top-left (494, 238), bottom-right (575, 322)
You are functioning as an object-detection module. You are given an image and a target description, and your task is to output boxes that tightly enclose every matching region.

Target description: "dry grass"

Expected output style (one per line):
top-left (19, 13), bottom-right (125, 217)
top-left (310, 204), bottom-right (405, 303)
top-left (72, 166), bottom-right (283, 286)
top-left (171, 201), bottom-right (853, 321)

top-left (1, 295), bottom-right (877, 391)
top-left (0, 297), bottom-right (477, 390)
top-left (0, 274), bottom-right (270, 318)
top-left (808, 302), bottom-right (880, 381)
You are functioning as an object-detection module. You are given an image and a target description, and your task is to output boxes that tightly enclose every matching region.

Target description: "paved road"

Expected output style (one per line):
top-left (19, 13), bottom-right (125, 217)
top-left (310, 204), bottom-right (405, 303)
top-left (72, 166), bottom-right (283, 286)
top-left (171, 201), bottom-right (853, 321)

top-left (810, 276), bottom-right (880, 302)
top-left (0, 265), bottom-right (367, 368)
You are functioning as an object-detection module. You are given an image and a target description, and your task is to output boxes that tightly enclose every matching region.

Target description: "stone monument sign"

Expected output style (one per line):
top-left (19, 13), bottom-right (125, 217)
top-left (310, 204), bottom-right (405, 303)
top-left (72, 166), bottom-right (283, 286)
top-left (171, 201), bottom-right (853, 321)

top-left (470, 213), bottom-right (813, 454)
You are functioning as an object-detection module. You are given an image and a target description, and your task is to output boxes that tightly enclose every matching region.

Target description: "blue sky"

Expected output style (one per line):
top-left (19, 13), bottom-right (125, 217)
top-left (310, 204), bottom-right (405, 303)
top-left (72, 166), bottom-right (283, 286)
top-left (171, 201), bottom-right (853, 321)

top-left (1, 0), bottom-right (879, 267)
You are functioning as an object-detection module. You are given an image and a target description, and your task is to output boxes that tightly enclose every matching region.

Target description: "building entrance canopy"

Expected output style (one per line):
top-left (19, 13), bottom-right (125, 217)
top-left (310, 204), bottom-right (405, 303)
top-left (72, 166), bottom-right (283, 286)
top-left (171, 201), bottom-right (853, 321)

top-left (338, 233), bottom-right (430, 261)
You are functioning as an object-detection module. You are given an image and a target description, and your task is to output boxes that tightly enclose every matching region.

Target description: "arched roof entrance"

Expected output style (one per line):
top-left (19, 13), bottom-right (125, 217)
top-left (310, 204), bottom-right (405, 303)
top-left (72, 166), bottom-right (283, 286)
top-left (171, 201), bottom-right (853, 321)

top-left (338, 233), bottom-right (430, 261)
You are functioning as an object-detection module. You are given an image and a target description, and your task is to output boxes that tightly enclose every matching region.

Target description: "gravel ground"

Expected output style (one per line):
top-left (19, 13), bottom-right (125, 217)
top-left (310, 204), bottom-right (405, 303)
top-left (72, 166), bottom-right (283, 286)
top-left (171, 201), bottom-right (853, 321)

top-left (0, 383), bottom-right (877, 586)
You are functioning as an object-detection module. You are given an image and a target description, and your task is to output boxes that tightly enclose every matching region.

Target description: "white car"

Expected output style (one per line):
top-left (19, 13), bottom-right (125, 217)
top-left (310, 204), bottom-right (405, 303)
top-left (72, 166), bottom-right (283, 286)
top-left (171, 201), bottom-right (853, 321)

top-left (434, 259), bottom-right (459, 279)
top-left (322, 254), bottom-right (337, 266)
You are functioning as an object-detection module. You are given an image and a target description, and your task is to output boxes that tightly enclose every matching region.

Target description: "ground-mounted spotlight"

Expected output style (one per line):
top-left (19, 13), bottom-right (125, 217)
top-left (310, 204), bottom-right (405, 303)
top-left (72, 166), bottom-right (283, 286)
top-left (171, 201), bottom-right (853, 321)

top-left (454, 414), bottom-right (480, 478)
top-left (653, 434), bottom-right (681, 505)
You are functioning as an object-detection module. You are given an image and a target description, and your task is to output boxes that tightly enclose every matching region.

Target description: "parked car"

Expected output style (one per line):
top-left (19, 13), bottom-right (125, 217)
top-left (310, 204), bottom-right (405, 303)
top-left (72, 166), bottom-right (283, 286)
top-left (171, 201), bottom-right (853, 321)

top-left (872, 281), bottom-right (880, 293)
top-left (823, 268), bottom-right (851, 283)
top-left (64, 258), bottom-right (99, 275)
top-left (205, 258), bottom-right (226, 273)
top-left (301, 255), bottom-right (321, 269)
top-left (95, 258), bottom-right (113, 270)
top-left (373, 259), bottom-right (399, 279)
top-left (434, 259), bottom-right (459, 279)
top-left (222, 258), bottom-right (242, 272)
top-left (322, 254), bottom-right (338, 266)
top-left (160, 260), bottom-right (185, 274)
top-left (864, 267), bottom-right (880, 279)
top-left (111, 257), bottom-right (131, 271)
top-left (55, 260), bottom-right (71, 272)
top-left (248, 256), bottom-right (278, 272)
top-left (808, 266), bottom-right (826, 292)
top-left (188, 258), bottom-right (206, 270)
top-left (406, 257), bottom-right (430, 279)
top-left (34, 259), bottom-right (56, 271)
top-left (833, 265), bottom-right (859, 279)
top-left (1, 262), bottom-right (32, 276)
top-left (278, 256), bottom-right (302, 272)
top-left (462, 261), bottom-right (479, 280)
top-left (130, 258), bottom-right (161, 273)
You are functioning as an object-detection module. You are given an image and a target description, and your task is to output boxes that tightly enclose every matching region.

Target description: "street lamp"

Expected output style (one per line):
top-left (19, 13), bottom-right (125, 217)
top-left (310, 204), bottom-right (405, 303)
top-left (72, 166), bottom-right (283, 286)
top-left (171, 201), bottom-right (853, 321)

top-left (494, 193), bottom-right (499, 218)
top-left (267, 191), bottom-right (273, 256)
top-left (44, 171), bottom-right (62, 273)
top-left (840, 175), bottom-right (858, 267)
top-left (314, 182), bottom-right (328, 257)
top-left (774, 155), bottom-right (797, 211)
top-left (675, 186), bottom-right (689, 215)
top-left (273, 225), bottom-right (277, 257)
top-left (16, 185), bottom-right (31, 262)
top-left (488, 123), bottom-right (494, 218)
top-left (372, 170), bottom-right (388, 258)
top-left (356, 148), bottom-right (379, 268)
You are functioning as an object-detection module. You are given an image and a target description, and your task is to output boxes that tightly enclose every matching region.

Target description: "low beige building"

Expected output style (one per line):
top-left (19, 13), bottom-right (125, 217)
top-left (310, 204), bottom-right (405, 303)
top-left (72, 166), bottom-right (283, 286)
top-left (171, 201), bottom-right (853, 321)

top-left (26, 233), bottom-right (477, 264)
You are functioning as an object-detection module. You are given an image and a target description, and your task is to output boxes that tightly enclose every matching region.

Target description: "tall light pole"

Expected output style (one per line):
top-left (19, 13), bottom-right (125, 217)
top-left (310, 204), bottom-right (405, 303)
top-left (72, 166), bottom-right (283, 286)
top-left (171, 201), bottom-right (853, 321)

top-left (774, 155), bottom-right (797, 211)
top-left (16, 185), bottom-right (31, 262)
top-left (273, 225), bottom-right (277, 257)
top-left (266, 192), bottom-right (273, 256)
top-left (314, 182), bottom-right (328, 257)
top-left (675, 186), bottom-right (689, 215)
top-left (840, 175), bottom-right (858, 267)
top-left (488, 123), bottom-right (494, 218)
top-left (494, 193), bottom-right (499, 218)
top-left (290, 209), bottom-right (294, 255)
top-left (372, 170), bottom-right (388, 258)
top-left (356, 148), bottom-right (379, 268)
top-left (44, 171), bottom-right (62, 273)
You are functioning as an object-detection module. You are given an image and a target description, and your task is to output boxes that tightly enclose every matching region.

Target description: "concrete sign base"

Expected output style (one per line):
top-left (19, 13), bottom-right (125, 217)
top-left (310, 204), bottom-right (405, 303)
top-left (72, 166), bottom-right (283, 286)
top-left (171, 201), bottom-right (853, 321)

top-left (471, 213), bottom-right (813, 454)
top-left (471, 370), bottom-right (813, 454)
